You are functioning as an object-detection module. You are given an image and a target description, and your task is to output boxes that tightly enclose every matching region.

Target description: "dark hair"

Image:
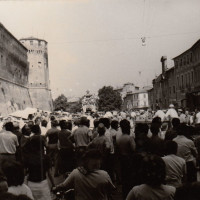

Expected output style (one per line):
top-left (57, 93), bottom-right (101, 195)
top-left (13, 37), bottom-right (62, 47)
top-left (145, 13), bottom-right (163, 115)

top-left (50, 115), bottom-right (56, 121)
top-left (21, 125), bottom-right (31, 137)
top-left (0, 193), bottom-right (17, 200)
top-left (135, 123), bottom-right (149, 136)
top-left (80, 117), bottom-right (88, 126)
top-left (97, 123), bottom-right (106, 136)
top-left (51, 120), bottom-right (59, 127)
top-left (17, 195), bottom-right (32, 200)
top-left (150, 124), bottom-right (160, 136)
top-left (27, 121), bottom-right (34, 129)
top-left (142, 155), bottom-right (166, 186)
top-left (82, 149), bottom-right (102, 161)
top-left (120, 119), bottom-right (130, 135)
top-left (111, 120), bottom-right (118, 130)
top-left (164, 140), bottom-right (178, 155)
top-left (152, 117), bottom-right (162, 128)
top-left (174, 182), bottom-right (200, 200)
top-left (177, 123), bottom-right (188, 136)
top-left (1, 160), bottom-right (24, 187)
top-left (31, 125), bottom-right (41, 135)
top-left (5, 122), bottom-right (14, 132)
top-left (172, 118), bottom-right (180, 129)
top-left (74, 119), bottom-right (80, 126)
top-left (59, 120), bottom-right (68, 129)
top-left (66, 121), bottom-right (72, 131)
top-left (93, 119), bottom-right (99, 128)
top-left (99, 118), bottom-right (110, 129)
top-left (41, 120), bottom-right (48, 127)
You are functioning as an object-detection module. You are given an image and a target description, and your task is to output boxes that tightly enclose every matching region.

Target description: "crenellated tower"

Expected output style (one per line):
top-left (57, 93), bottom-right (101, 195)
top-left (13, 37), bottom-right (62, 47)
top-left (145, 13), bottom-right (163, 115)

top-left (20, 37), bottom-right (53, 111)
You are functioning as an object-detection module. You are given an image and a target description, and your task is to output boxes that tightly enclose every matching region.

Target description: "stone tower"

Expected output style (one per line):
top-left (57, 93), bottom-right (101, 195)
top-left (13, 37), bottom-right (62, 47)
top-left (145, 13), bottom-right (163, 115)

top-left (19, 37), bottom-right (53, 111)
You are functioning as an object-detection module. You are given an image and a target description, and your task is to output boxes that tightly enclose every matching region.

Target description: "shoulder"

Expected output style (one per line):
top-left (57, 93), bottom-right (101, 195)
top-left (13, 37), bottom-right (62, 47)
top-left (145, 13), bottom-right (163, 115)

top-left (162, 184), bottom-right (176, 194)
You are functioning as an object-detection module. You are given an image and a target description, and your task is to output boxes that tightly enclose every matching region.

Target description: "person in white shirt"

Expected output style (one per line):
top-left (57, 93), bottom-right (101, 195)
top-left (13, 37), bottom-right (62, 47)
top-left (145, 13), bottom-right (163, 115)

top-left (154, 106), bottom-right (166, 122)
top-left (162, 141), bottom-right (186, 187)
top-left (195, 109), bottom-right (200, 124)
top-left (165, 104), bottom-right (178, 120)
top-left (41, 120), bottom-right (48, 136)
top-left (173, 124), bottom-right (197, 182)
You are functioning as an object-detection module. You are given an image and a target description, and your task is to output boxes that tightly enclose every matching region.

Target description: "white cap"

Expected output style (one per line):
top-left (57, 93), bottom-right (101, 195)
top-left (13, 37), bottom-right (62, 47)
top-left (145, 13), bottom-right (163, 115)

top-left (169, 104), bottom-right (174, 108)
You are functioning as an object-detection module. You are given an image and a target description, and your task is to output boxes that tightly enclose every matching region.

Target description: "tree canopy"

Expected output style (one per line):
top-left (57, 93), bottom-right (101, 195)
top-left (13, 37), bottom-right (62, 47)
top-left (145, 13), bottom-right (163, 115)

top-left (53, 94), bottom-right (68, 111)
top-left (98, 86), bottom-right (122, 111)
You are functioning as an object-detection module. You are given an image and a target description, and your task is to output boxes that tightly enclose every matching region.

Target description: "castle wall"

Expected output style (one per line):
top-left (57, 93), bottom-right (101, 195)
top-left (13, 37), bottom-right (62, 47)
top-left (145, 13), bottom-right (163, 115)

top-left (0, 80), bottom-right (32, 116)
top-left (29, 87), bottom-right (53, 111)
top-left (0, 23), bottom-right (32, 116)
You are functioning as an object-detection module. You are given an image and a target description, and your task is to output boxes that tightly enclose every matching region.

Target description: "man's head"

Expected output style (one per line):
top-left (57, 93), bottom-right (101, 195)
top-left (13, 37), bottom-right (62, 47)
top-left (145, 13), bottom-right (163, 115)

top-left (120, 119), bottom-right (130, 135)
top-left (150, 123), bottom-right (160, 136)
top-left (97, 123), bottom-right (106, 136)
top-left (31, 125), bottom-right (41, 135)
top-left (4, 122), bottom-right (14, 132)
top-left (41, 120), bottom-right (48, 128)
top-left (99, 118), bottom-right (110, 129)
top-left (172, 118), bottom-right (180, 129)
top-left (111, 120), bottom-right (119, 131)
top-left (82, 149), bottom-right (102, 171)
top-left (164, 140), bottom-right (178, 155)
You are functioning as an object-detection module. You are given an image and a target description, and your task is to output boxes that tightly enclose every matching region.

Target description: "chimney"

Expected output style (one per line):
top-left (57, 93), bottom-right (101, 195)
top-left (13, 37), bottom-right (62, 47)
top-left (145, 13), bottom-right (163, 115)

top-left (161, 56), bottom-right (167, 74)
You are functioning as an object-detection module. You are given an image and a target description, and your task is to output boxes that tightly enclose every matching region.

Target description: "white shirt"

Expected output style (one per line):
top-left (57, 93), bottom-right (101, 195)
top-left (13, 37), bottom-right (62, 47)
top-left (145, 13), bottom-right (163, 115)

top-left (162, 154), bottom-right (186, 187)
top-left (173, 135), bottom-right (197, 163)
top-left (8, 184), bottom-right (34, 199)
top-left (196, 112), bottom-right (200, 124)
top-left (154, 110), bottom-right (166, 122)
top-left (165, 108), bottom-right (178, 119)
top-left (0, 130), bottom-right (19, 154)
top-left (41, 126), bottom-right (47, 136)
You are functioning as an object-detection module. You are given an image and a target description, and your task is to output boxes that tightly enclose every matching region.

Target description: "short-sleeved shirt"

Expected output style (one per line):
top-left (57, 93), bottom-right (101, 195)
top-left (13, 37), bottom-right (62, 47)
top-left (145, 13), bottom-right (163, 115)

top-left (0, 130), bottom-right (19, 154)
top-left (60, 168), bottom-right (115, 200)
top-left (126, 184), bottom-right (175, 200)
top-left (162, 154), bottom-right (186, 187)
top-left (73, 126), bottom-right (92, 147)
top-left (173, 135), bottom-right (197, 162)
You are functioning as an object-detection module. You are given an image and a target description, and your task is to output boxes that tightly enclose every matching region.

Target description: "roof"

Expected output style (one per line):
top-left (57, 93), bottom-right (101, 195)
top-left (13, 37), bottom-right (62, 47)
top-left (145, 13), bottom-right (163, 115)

top-left (19, 36), bottom-right (47, 43)
top-left (173, 39), bottom-right (200, 60)
top-left (127, 89), bottom-right (148, 95)
top-left (0, 22), bottom-right (28, 51)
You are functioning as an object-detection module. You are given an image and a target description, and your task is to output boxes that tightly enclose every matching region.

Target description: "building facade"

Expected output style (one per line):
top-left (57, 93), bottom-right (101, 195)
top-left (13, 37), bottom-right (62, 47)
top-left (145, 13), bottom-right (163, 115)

top-left (123, 89), bottom-right (150, 111)
top-left (0, 23), bottom-right (33, 116)
top-left (150, 39), bottom-right (200, 110)
top-left (20, 37), bottom-right (53, 111)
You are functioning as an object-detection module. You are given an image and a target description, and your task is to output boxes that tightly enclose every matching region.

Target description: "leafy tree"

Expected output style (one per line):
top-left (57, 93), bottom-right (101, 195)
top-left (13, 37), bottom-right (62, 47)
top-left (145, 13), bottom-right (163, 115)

top-left (66, 98), bottom-right (83, 113)
top-left (53, 94), bottom-right (68, 111)
top-left (98, 86), bottom-right (122, 111)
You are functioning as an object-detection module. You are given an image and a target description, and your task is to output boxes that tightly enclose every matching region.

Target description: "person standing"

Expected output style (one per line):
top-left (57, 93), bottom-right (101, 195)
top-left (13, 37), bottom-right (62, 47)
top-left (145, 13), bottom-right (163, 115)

top-left (0, 122), bottom-right (19, 163)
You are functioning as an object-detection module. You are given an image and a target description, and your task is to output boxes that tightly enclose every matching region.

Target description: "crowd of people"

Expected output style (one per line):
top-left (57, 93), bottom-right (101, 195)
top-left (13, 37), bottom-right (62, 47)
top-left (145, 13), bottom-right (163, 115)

top-left (0, 105), bottom-right (200, 199)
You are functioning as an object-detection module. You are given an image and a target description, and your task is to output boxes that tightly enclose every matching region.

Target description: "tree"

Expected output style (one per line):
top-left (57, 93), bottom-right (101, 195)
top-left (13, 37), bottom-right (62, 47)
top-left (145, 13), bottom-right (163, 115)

top-left (98, 86), bottom-right (122, 111)
top-left (66, 98), bottom-right (83, 113)
top-left (53, 94), bottom-right (68, 111)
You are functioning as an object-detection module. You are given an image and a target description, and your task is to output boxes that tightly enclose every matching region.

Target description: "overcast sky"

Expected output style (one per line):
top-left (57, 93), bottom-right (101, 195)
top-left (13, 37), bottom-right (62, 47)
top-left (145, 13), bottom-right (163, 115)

top-left (0, 0), bottom-right (200, 99)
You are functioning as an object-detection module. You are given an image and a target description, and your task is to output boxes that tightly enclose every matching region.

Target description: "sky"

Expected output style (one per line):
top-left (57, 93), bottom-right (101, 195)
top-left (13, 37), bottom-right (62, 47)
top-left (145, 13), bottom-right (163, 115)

top-left (0, 0), bottom-right (200, 99)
